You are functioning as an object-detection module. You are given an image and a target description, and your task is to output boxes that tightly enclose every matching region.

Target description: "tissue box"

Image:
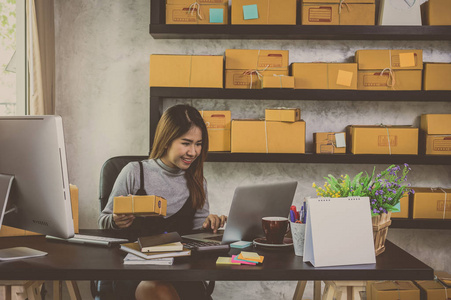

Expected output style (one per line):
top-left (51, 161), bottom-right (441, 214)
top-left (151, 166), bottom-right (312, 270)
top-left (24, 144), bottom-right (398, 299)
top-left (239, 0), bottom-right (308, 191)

top-left (291, 63), bottom-right (358, 89)
top-left (265, 108), bottom-right (300, 122)
top-left (231, 0), bottom-right (296, 25)
top-left (347, 125), bottom-right (418, 155)
top-left (412, 187), bottom-right (451, 219)
top-left (262, 75), bottom-right (295, 88)
top-left (378, 0), bottom-right (421, 25)
top-left (113, 195), bottom-right (167, 216)
top-left (231, 120), bottom-right (305, 153)
top-left (166, 0), bottom-right (228, 25)
top-left (423, 63), bottom-right (451, 90)
top-left (201, 110), bottom-right (231, 152)
top-left (421, 114), bottom-right (451, 134)
top-left (422, 0), bottom-right (451, 25)
top-left (391, 194), bottom-right (409, 219)
top-left (367, 281), bottom-right (419, 300)
top-left (301, 0), bottom-right (375, 25)
top-left (149, 55), bottom-right (223, 88)
top-left (314, 132), bottom-right (346, 154)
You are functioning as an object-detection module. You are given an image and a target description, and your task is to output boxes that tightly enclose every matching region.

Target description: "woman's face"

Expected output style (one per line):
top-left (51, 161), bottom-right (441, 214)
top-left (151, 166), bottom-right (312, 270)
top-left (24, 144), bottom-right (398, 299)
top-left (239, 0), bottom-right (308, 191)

top-left (161, 125), bottom-right (203, 170)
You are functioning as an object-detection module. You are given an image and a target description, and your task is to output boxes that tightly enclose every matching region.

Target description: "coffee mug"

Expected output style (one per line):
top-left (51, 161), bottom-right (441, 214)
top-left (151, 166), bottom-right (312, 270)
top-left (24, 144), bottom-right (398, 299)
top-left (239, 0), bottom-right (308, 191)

top-left (262, 216), bottom-right (289, 244)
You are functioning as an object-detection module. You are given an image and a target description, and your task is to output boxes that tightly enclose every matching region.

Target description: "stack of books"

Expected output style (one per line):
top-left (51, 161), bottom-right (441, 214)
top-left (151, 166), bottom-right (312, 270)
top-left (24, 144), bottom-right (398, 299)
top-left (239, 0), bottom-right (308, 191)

top-left (120, 232), bottom-right (191, 265)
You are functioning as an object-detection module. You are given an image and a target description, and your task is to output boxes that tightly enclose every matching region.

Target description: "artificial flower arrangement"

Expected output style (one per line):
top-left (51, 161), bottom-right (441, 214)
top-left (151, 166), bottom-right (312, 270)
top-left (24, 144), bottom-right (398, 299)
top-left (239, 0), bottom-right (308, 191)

top-left (312, 164), bottom-right (413, 216)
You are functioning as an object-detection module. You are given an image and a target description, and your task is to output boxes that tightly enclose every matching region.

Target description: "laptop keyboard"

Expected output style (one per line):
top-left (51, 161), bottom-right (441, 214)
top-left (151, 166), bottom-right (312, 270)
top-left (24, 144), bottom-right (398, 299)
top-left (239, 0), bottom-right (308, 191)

top-left (182, 240), bottom-right (230, 253)
top-left (202, 235), bottom-right (224, 241)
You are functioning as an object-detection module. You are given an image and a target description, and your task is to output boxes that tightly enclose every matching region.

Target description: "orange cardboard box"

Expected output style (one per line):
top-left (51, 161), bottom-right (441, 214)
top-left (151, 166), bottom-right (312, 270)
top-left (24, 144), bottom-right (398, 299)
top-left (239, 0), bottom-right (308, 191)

top-left (113, 195), bottom-right (167, 217)
top-left (201, 110), bottom-right (231, 152)
top-left (149, 55), bottom-right (223, 88)
top-left (265, 108), bottom-right (300, 122)
top-left (262, 75), bottom-right (295, 89)
top-left (391, 194), bottom-right (409, 219)
top-left (225, 69), bottom-right (288, 89)
top-left (422, 134), bottom-right (451, 155)
top-left (301, 0), bottom-right (375, 25)
top-left (356, 49), bottom-right (423, 70)
top-left (435, 271), bottom-right (451, 287)
top-left (347, 125), bottom-right (418, 155)
top-left (423, 63), bottom-right (451, 90)
top-left (421, 0), bottom-right (451, 25)
top-left (231, 0), bottom-right (296, 25)
top-left (166, 0), bottom-right (228, 25)
top-left (231, 120), bottom-right (305, 153)
top-left (291, 63), bottom-right (357, 89)
top-left (415, 280), bottom-right (450, 300)
top-left (411, 187), bottom-right (451, 219)
top-left (367, 281), bottom-right (419, 300)
top-left (357, 70), bottom-right (422, 90)
top-left (225, 49), bottom-right (289, 71)
top-left (420, 114), bottom-right (451, 134)
top-left (314, 132), bottom-right (346, 154)
top-left (0, 184), bottom-right (79, 237)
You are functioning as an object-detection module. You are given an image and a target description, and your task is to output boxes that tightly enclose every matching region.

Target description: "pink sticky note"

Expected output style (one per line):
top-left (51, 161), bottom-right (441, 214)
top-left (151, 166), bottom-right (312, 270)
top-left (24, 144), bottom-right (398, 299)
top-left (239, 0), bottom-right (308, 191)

top-left (232, 255), bottom-right (257, 265)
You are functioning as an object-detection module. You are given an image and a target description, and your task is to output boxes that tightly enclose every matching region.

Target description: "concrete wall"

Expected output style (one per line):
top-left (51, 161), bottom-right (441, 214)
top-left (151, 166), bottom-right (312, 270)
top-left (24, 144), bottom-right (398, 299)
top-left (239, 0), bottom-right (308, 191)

top-left (54, 0), bottom-right (451, 298)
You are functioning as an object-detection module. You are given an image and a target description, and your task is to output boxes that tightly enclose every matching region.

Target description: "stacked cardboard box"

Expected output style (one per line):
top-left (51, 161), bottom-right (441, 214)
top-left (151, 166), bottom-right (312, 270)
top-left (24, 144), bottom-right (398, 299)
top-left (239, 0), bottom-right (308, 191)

top-left (114, 195), bottom-right (167, 217)
top-left (262, 75), bottom-right (295, 89)
top-left (231, 0), bottom-right (296, 25)
top-left (291, 63), bottom-right (357, 89)
top-left (347, 125), bottom-right (418, 155)
top-left (265, 108), bottom-right (300, 122)
top-left (149, 55), bottom-right (223, 88)
top-left (415, 280), bottom-right (450, 300)
top-left (420, 114), bottom-right (451, 155)
top-left (201, 110), bottom-right (231, 152)
top-left (225, 49), bottom-right (289, 89)
top-left (355, 49), bottom-right (423, 90)
top-left (301, 0), bottom-right (375, 25)
top-left (366, 281), bottom-right (420, 300)
top-left (411, 187), bottom-right (451, 220)
top-left (166, 0), bottom-right (228, 24)
top-left (421, 0), bottom-right (451, 25)
top-left (423, 63), bottom-right (451, 90)
top-left (314, 132), bottom-right (346, 154)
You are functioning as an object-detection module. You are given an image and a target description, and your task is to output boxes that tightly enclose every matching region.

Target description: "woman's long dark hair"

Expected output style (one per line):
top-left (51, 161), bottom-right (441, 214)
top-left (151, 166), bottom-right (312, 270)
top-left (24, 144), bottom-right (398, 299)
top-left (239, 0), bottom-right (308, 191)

top-left (149, 104), bottom-right (209, 209)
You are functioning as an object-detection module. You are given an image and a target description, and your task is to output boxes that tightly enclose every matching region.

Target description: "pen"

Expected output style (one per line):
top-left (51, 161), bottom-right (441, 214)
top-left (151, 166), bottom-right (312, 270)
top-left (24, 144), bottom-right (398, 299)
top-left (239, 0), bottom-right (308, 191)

top-left (289, 210), bottom-right (296, 222)
top-left (300, 206), bottom-right (304, 223)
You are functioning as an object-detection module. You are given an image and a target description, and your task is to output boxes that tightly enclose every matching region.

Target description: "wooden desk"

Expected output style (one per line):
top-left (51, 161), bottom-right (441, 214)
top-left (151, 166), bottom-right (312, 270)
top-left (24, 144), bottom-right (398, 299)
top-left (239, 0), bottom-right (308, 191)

top-left (0, 230), bottom-right (433, 282)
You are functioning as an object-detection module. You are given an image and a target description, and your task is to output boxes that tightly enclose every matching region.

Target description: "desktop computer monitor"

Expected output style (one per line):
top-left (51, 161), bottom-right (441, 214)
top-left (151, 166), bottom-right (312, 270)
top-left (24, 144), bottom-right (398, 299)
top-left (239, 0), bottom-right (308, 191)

top-left (0, 115), bottom-right (74, 239)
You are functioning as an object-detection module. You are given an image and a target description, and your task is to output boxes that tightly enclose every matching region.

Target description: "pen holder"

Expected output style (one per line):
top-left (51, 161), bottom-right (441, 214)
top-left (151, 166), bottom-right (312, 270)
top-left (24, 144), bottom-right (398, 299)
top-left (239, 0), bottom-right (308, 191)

top-left (290, 221), bottom-right (306, 256)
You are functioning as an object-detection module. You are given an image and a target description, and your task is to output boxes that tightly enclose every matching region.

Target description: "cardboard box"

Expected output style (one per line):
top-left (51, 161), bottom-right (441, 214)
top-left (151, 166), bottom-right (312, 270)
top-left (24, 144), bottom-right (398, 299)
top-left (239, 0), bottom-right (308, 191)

top-left (166, 0), bottom-right (228, 25)
top-left (422, 134), bottom-right (451, 155)
top-left (265, 108), bottom-right (300, 122)
top-left (411, 187), bottom-right (451, 219)
top-left (421, 114), bottom-right (451, 134)
top-left (357, 70), bottom-right (422, 90)
top-left (301, 0), bottom-right (375, 25)
top-left (347, 125), bottom-right (419, 155)
top-left (113, 195), bottom-right (167, 216)
top-left (435, 271), bottom-right (451, 287)
top-left (231, 0), bottom-right (296, 25)
top-left (422, 0), bottom-right (451, 25)
top-left (356, 49), bottom-right (423, 70)
top-left (391, 194), bottom-right (409, 219)
top-left (225, 49), bottom-right (289, 71)
top-left (231, 120), bottom-right (305, 153)
top-left (367, 281), bottom-right (420, 300)
top-left (201, 110), bottom-right (231, 152)
top-left (378, 0), bottom-right (421, 25)
top-left (0, 184), bottom-right (79, 237)
top-left (314, 132), bottom-right (346, 154)
top-left (225, 69), bottom-right (288, 89)
top-left (262, 75), bottom-right (295, 88)
top-left (149, 55), bottom-right (223, 88)
top-left (415, 280), bottom-right (450, 300)
top-left (424, 63), bottom-right (451, 91)
top-left (291, 63), bottom-right (358, 89)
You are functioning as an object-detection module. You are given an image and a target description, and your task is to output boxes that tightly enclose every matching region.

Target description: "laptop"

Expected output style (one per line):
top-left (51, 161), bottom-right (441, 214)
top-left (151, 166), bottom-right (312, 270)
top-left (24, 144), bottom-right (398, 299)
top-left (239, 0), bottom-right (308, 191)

top-left (182, 181), bottom-right (298, 245)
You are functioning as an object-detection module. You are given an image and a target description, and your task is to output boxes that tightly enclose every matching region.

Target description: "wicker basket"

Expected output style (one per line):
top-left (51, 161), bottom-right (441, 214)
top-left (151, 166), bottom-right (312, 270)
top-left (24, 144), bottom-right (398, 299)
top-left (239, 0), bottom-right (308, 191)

top-left (372, 212), bottom-right (392, 256)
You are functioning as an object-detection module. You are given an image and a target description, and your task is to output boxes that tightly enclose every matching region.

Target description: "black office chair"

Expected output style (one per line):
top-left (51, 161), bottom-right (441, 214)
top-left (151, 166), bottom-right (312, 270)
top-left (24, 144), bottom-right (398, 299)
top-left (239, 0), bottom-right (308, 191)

top-left (91, 155), bottom-right (215, 299)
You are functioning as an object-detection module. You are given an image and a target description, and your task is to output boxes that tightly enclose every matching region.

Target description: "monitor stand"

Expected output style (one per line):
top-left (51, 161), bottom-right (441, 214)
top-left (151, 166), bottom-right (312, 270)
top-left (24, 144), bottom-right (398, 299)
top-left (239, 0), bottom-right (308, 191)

top-left (0, 173), bottom-right (48, 261)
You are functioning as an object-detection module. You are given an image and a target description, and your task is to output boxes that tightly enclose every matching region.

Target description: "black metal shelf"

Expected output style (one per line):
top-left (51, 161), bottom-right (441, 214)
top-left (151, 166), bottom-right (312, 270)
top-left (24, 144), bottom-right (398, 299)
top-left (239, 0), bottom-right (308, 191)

top-left (205, 153), bottom-right (451, 165)
top-left (391, 219), bottom-right (451, 230)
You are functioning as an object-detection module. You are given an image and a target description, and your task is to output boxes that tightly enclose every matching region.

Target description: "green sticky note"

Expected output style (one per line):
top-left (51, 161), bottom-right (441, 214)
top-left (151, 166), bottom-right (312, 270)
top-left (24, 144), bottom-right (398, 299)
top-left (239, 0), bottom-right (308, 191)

top-left (243, 4), bottom-right (258, 20)
top-left (392, 202), bottom-right (401, 212)
top-left (209, 8), bottom-right (223, 23)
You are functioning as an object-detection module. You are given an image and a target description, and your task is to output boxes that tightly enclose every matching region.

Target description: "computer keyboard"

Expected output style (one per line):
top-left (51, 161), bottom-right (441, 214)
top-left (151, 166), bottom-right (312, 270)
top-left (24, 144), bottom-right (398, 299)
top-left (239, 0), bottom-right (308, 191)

top-left (182, 240), bottom-right (230, 253)
top-left (72, 234), bottom-right (129, 243)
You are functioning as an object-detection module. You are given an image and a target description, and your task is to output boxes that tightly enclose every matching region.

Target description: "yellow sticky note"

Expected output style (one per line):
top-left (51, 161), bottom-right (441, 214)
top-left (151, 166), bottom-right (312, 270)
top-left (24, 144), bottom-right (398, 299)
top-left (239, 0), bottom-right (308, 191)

top-left (216, 257), bottom-right (240, 265)
top-left (240, 251), bottom-right (260, 259)
top-left (399, 53), bottom-right (416, 68)
top-left (336, 70), bottom-right (353, 87)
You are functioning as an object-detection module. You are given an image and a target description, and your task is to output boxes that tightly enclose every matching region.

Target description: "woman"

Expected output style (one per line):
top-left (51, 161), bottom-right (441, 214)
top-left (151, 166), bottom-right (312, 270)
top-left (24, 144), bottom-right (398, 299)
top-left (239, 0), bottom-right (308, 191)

top-left (98, 104), bottom-right (227, 300)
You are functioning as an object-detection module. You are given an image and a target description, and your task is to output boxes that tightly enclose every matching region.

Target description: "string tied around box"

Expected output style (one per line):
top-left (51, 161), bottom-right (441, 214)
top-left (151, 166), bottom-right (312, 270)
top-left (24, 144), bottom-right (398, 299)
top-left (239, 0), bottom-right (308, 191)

top-left (273, 74), bottom-right (286, 88)
top-left (378, 123), bottom-right (392, 155)
top-left (434, 275), bottom-right (449, 299)
top-left (380, 49), bottom-right (396, 89)
top-left (243, 65), bottom-right (269, 89)
top-left (339, 0), bottom-right (351, 15)
top-left (188, 2), bottom-right (203, 20)
top-left (430, 187), bottom-right (448, 220)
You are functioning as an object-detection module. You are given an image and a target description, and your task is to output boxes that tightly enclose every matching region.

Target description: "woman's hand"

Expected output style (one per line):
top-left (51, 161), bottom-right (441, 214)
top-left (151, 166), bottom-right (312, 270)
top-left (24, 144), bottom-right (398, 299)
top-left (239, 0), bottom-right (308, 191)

top-left (113, 214), bottom-right (135, 229)
top-left (202, 214), bottom-right (227, 233)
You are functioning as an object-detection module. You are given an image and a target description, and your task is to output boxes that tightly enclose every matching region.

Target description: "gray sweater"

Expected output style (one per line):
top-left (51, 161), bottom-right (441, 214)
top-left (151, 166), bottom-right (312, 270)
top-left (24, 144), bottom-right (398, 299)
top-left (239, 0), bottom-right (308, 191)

top-left (98, 159), bottom-right (209, 230)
